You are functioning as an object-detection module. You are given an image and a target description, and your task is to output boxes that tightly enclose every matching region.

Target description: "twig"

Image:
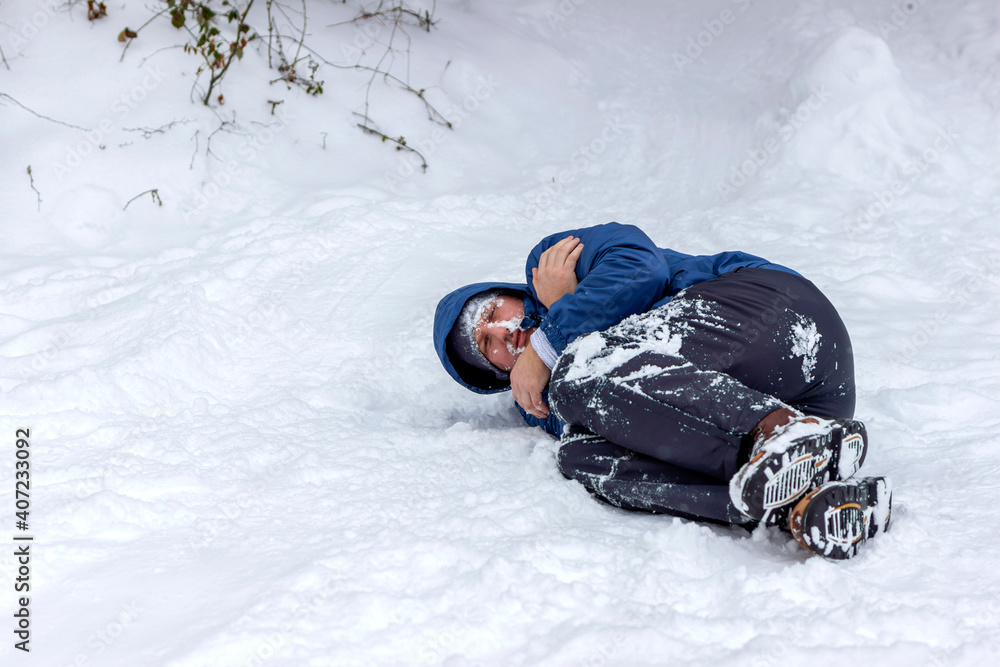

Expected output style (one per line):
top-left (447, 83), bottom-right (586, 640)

top-left (0, 43), bottom-right (10, 71)
top-left (205, 113), bottom-right (240, 162)
top-left (266, 0), bottom-right (323, 95)
top-left (355, 118), bottom-right (427, 172)
top-left (292, 0), bottom-right (306, 75)
top-left (328, 3), bottom-right (438, 32)
top-left (119, 5), bottom-right (171, 62)
top-left (26, 166), bottom-right (41, 212)
top-left (122, 188), bottom-right (162, 211)
top-left (0, 93), bottom-right (90, 131)
top-left (269, 32), bottom-right (452, 128)
top-left (137, 44), bottom-right (185, 68)
top-left (190, 130), bottom-right (200, 170)
top-left (266, 2), bottom-right (275, 68)
top-left (123, 119), bottom-right (192, 138)
top-left (361, 10), bottom-right (404, 127)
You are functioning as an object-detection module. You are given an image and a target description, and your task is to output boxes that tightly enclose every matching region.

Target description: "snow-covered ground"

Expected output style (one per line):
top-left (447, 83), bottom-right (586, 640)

top-left (1, 0), bottom-right (998, 664)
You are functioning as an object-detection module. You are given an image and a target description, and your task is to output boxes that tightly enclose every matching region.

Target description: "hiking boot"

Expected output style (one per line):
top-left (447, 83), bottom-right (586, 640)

top-left (729, 416), bottom-right (868, 523)
top-left (789, 476), bottom-right (892, 559)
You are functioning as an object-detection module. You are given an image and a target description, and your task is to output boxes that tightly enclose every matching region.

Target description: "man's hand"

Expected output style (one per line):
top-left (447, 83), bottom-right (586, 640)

top-left (532, 235), bottom-right (583, 309)
top-left (510, 341), bottom-right (552, 419)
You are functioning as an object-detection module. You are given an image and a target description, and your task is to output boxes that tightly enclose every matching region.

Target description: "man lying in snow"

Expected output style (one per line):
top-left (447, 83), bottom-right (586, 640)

top-left (433, 223), bottom-right (891, 560)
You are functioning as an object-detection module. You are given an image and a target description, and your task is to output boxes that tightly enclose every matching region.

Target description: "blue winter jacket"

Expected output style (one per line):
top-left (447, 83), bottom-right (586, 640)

top-left (433, 222), bottom-right (798, 437)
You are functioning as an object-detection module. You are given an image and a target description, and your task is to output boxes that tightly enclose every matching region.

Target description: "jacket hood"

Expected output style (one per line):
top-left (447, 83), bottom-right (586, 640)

top-left (433, 281), bottom-right (532, 394)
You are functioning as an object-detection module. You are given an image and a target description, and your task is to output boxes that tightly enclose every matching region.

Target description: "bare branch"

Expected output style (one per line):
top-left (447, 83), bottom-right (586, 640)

top-left (137, 45), bottom-right (186, 68)
top-left (293, 0), bottom-right (306, 73)
top-left (123, 188), bottom-right (163, 211)
top-left (356, 118), bottom-right (427, 172)
top-left (205, 113), bottom-right (240, 162)
top-left (266, 0), bottom-right (323, 95)
top-left (26, 166), bottom-right (41, 212)
top-left (0, 93), bottom-right (90, 131)
top-left (269, 32), bottom-right (452, 128)
top-left (190, 130), bottom-right (200, 170)
top-left (123, 119), bottom-right (192, 138)
top-left (119, 5), bottom-right (172, 62)
top-left (327, 3), bottom-right (438, 32)
top-left (108, 1), bottom-right (449, 171)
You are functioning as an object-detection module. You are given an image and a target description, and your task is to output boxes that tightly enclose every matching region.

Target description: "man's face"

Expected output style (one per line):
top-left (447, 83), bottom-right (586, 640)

top-left (473, 294), bottom-right (535, 372)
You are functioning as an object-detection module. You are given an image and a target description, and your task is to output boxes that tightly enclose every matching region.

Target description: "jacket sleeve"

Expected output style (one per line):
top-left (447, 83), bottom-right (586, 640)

top-left (516, 399), bottom-right (565, 438)
top-left (525, 222), bottom-right (672, 357)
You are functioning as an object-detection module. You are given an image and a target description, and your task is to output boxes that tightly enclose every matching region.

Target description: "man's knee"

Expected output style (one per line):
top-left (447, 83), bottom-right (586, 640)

top-left (556, 441), bottom-right (586, 480)
top-left (557, 433), bottom-right (629, 480)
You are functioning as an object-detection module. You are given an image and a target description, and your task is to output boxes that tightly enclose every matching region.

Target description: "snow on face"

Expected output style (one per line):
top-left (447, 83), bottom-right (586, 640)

top-left (473, 295), bottom-right (534, 372)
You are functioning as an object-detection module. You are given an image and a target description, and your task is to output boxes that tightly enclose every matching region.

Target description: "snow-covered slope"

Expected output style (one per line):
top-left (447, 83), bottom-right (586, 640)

top-left (1, 0), bottom-right (998, 665)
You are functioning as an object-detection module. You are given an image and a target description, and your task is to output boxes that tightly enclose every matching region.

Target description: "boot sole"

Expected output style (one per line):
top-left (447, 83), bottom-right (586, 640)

top-left (790, 476), bottom-right (892, 559)
top-left (729, 419), bottom-right (868, 522)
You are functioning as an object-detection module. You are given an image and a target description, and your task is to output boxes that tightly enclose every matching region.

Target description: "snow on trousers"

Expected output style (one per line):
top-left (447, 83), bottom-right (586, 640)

top-left (548, 268), bottom-right (856, 525)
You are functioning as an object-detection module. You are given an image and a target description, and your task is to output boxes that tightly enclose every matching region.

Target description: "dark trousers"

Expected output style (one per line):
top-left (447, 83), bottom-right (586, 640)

top-left (549, 268), bottom-right (856, 525)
